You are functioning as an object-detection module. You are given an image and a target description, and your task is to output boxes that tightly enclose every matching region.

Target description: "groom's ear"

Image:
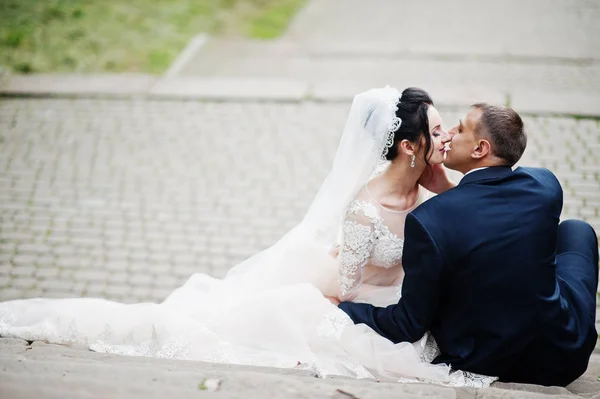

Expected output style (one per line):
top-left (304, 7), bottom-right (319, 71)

top-left (471, 139), bottom-right (492, 159)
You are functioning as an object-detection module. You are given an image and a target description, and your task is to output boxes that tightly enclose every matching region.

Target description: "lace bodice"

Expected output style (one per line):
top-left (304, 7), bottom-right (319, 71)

top-left (338, 185), bottom-right (428, 297)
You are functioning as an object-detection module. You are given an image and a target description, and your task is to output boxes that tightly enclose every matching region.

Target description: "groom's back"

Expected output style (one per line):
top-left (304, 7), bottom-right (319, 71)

top-left (413, 166), bottom-right (573, 383)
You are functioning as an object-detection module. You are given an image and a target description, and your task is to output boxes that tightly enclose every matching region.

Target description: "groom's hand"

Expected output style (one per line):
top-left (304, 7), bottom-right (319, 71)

top-left (325, 296), bottom-right (341, 306)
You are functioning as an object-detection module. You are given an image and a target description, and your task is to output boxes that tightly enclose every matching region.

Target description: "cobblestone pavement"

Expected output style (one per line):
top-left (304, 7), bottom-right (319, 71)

top-left (0, 98), bottom-right (598, 304)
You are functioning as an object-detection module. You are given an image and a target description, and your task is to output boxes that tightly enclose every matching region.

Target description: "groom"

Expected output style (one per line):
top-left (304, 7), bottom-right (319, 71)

top-left (338, 103), bottom-right (599, 386)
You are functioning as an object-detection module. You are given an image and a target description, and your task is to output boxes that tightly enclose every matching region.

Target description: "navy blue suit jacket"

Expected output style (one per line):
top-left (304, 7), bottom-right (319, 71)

top-left (339, 166), bottom-right (596, 386)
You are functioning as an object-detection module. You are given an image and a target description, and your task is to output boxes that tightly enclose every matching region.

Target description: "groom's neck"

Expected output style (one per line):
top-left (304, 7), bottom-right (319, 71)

top-left (461, 158), bottom-right (510, 175)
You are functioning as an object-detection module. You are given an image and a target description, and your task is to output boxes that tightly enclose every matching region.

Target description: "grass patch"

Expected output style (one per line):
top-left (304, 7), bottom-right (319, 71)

top-left (0, 0), bottom-right (306, 74)
top-left (247, 0), bottom-right (306, 39)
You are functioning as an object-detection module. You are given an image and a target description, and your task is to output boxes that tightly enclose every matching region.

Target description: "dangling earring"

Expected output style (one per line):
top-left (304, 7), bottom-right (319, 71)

top-left (410, 155), bottom-right (415, 168)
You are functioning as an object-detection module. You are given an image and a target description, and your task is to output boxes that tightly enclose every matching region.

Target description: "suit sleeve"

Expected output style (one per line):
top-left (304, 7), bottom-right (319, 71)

top-left (338, 212), bottom-right (446, 343)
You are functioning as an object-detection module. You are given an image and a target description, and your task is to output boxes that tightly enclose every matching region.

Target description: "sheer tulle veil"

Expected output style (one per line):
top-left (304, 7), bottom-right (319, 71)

top-left (189, 87), bottom-right (404, 298)
top-left (300, 86), bottom-right (401, 244)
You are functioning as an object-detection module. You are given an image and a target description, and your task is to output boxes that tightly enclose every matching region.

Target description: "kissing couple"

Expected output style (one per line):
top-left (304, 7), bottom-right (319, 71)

top-left (1, 87), bottom-right (598, 388)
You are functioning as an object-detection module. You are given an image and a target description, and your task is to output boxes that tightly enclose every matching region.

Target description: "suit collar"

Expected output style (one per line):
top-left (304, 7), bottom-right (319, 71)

top-left (458, 165), bottom-right (513, 186)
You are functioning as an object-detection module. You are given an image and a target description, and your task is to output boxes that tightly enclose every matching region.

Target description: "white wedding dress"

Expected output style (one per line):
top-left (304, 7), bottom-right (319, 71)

top-left (0, 87), bottom-right (496, 387)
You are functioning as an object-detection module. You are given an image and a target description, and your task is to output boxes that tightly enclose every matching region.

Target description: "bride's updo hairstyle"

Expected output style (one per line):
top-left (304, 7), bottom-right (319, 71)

top-left (385, 87), bottom-right (433, 164)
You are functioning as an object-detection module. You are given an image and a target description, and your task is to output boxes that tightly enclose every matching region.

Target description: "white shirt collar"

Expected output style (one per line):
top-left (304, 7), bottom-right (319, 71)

top-left (464, 167), bottom-right (489, 176)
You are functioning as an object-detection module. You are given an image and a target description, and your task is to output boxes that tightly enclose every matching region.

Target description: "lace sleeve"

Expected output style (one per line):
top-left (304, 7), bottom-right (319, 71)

top-left (338, 202), bottom-right (376, 299)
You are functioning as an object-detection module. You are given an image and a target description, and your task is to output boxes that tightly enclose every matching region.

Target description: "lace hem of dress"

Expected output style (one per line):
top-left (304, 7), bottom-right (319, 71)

top-left (400, 332), bottom-right (498, 388)
top-left (316, 310), bottom-right (375, 379)
top-left (397, 371), bottom-right (498, 389)
top-left (0, 309), bottom-right (497, 388)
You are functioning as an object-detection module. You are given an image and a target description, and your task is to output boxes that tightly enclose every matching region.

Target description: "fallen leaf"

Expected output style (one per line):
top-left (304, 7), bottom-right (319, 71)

top-left (198, 378), bottom-right (221, 392)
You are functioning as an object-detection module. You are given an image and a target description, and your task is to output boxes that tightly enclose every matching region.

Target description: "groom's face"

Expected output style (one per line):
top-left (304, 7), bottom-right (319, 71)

top-left (444, 108), bottom-right (482, 173)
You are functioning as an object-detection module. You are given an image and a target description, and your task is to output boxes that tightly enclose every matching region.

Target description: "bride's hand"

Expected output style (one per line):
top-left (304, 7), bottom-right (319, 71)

top-left (325, 295), bottom-right (341, 306)
top-left (418, 164), bottom-right (456, 194)
top-left (328, 245), bottom-right (340, 259)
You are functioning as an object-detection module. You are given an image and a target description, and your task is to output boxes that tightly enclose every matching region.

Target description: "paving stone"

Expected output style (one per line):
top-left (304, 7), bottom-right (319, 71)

top-left (35, 255), bottom-right (57, 268)
top-left (11, 277), bottom-right (37, 289)
top-left (8, 264), bottom-right (36, 277)
top-left (0, 275), bottom-right (11, 287)
top-left (38, 279), bottom-right (73, 291)
top-left (1, 231), bottom-right (33, 242)
top-left (108, 272), bottom-right (129, 284)
top-left (105, 260), bottom-right (129, 272)
top-left (84, 283), bottom-right (107, 296)
top-left (128, 274), bottom-right (154, 286)
top-left (72, 270), bottom-right (109, 283)
top-left (105, 284), bottom-right (133, 297)
top-left (34, 267), bottom-right (60, 279)
top-left (54, 257), bottom-right (85, 270)
top-left (0, 263), bottom-right (11, 276)
top-left (0, 288), bottom-right (25, 301)
top-left (130, 286), bottom-right (152, 299)
top-left (0, 254), bottom-right (12, 265)
top-left (17, 243), bottom-right (52, 255)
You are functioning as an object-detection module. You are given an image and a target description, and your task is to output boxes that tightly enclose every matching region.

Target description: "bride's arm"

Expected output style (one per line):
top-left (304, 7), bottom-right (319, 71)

top-left (339, 213), bottom-right (445, 343)
top-left (337, 214), bottom-right (376, 302)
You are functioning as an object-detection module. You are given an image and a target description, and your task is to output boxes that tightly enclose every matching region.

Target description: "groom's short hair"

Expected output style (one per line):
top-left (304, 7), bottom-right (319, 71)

top-left (471, 103), bottom-right (527, 166)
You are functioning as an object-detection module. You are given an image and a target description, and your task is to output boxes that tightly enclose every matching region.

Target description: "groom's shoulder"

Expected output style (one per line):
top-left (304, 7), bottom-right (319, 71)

top-left (516, 165), bottom-right (557, 179)
top-left (411, 167), bottom-right (561, 219)
top-left (514, 166), bottom-right (562, 190)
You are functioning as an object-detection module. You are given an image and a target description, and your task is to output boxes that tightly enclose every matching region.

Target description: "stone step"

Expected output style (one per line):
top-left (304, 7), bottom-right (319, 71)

top-left (0, 351), bottom-right (587, 399)
top-left (181, 48), bottom-right (600, 93)
top-left (0, 342), bottom-right (457, 399)
top-left (0, 340), bottom-right (316, 378)
top-left (185, 38), bottom-right (302, 60)
top-left (1, 340), bottom-right (600, 398)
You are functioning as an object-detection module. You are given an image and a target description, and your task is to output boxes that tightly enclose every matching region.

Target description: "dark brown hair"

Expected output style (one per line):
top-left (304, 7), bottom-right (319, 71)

top-left (471, 103), bottom-right (527, 166)
top-left (386, 87), bottom-right (433, 164)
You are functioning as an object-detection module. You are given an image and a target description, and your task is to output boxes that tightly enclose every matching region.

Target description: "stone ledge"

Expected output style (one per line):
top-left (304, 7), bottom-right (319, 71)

top-left (1, 74), bottom-right (600, 117)
top-left (0, 74), bottom-right (157, 97)
top-left (2, 340), bottom-right (600, 398)
top-left (149, 77), bottom-right (308, 101)
top-left (309, 81), bottom-right (507, 108)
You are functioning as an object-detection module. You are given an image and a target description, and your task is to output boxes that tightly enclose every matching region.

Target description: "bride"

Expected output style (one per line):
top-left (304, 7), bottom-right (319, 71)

top-left (0, 87), bottom-right (495, 387)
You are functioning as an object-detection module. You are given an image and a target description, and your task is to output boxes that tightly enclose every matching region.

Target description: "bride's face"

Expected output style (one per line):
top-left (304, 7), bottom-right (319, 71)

top-left (424, 106), bottom-right (451, 165)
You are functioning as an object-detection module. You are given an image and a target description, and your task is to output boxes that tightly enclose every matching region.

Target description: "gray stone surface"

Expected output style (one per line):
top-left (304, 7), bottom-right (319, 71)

top-left (287, 0), bottom-right (600, 61)
top-left (1, 74), bottom-right (157, 96)
top-left (0, 99), bottom-right (342, 302)
top-left (150, 77), bottom-right (308, 101)
top-left (1, 340), bottom-right (599, 398)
